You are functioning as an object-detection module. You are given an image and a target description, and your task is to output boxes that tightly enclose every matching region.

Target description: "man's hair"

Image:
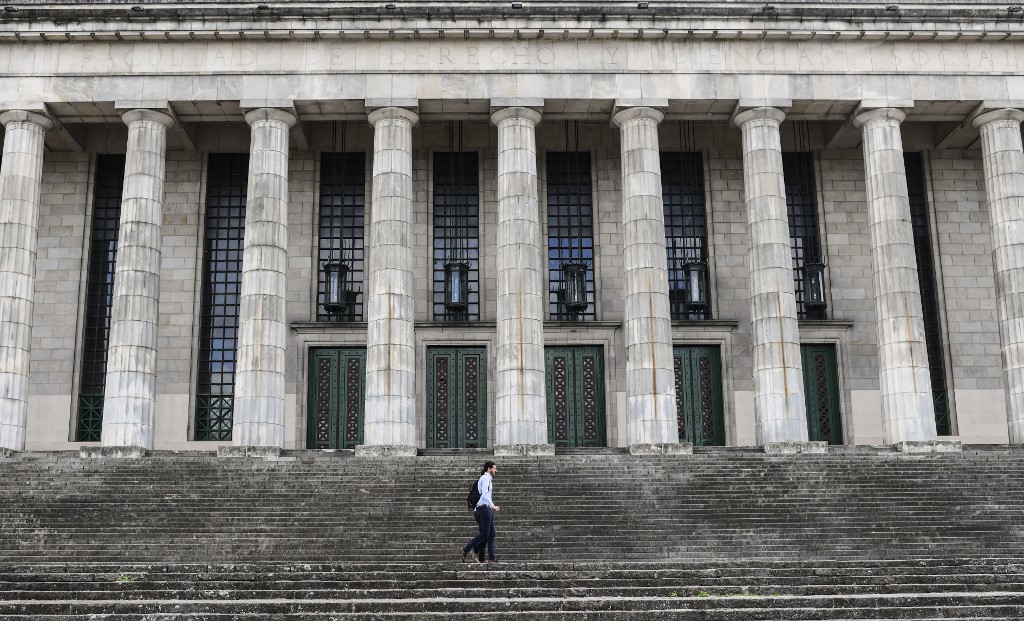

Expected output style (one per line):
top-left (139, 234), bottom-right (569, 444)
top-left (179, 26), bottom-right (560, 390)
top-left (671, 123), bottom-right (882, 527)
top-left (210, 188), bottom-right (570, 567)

top-left (481, 461), bottom-right (496, 474)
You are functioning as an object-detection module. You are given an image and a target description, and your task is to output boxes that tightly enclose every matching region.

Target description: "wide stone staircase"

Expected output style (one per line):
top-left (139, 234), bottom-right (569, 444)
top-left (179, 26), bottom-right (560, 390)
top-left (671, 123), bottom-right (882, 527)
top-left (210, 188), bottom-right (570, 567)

top-left (0, 446), bottom-right (1023, 618)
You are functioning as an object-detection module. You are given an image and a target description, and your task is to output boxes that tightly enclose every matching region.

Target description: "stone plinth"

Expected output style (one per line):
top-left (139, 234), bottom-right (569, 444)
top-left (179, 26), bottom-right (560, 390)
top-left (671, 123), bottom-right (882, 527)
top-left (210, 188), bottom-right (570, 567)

top-left (629, 443), bottom-right (694, 456)
top-left (80, 445), bottom-right (149, 459)
top-left (354, 444), bottom-right (418, 458)
top-left (894, 440), bottom-right (963, 453)
top-left (493, 443), bottom-right (556, 457)
top-left (763, 441), bottom-right (828, 455)
top-left (218, 445), bottom-right (283, 458)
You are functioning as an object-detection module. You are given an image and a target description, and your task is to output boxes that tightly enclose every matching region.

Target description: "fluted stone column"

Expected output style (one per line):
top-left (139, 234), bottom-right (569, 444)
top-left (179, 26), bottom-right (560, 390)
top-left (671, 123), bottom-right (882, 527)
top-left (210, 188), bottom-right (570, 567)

top-left (612, 107), bottom-right (681, 452)
top-left (973, 108), bottom-right (1024, 443)
top-left (853, 108), bottom-right (936, 445)
top-left (360, 107), bottom-right (418, 456)
top-left (0, 110), bottom-right (51, 452)
top-left (99, 109), bottom-right (173, 451)
top-left (491, 106), bottom-right (551, 456)
top-left (734, 107), bottom-right (810, 445)
top-left (231, 108), bottom-right (295, 449)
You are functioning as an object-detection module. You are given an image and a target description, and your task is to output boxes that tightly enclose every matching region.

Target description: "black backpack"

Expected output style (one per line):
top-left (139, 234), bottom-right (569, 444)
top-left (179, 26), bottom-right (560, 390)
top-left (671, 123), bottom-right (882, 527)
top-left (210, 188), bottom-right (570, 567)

top-left (466, 479), bottom-right (481, 510)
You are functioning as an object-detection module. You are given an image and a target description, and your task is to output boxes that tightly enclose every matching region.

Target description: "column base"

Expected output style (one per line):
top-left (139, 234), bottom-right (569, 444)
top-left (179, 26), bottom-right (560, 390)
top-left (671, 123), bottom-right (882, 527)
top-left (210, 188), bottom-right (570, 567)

top-left (629, 443), bottom-right (694, 456)
top-left (80, 446), bottom-right (149, 459)
top-left (894, 440), bottom-right (963, 453)
top-left (494, 444), bottom-right (556, 457)
top-left (763, 441), bottom-right (828, 455)
top-left (218, 446), bottom-right (282, 459)
top-left (0, 447), bottom-right (15, 459)
top-left (354, 444), bottom-right (418, 458)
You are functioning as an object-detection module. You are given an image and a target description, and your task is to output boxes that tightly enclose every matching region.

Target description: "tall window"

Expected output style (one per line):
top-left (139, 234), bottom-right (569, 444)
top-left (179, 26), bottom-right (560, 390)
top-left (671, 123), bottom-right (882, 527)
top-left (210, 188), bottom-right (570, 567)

top-left (194, 154), bottom-right (248, 441)
top-left (75, 155), bottom-right (126, 442)
top-left (662, 151), bottom-right (711, 320)
top-left (433, 152), bottom-right (480, 320)
top-left (906, 152), bottom-right (951, 436)
top-left (317, 152), bottom-right (366, 322)
top-left (547, 151), bottom-right (595, 321)
top-left (783, 152), bottom-right (827, 320)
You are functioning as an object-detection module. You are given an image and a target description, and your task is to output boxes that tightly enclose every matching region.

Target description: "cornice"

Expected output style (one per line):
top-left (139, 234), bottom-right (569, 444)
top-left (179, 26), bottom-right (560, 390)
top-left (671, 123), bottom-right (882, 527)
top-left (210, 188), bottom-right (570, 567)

top-left (0, 4), bottom-right (1022, 42)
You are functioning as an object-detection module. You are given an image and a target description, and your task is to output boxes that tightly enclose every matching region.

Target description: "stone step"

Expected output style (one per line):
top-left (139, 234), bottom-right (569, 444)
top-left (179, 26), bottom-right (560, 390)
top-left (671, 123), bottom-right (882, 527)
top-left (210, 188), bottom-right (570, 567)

top-left (5, 567), bottom-right (1021, 583)
top-left (3, 452), bottom-right (1024, 565)
top-left (6, 616), bottom-right (1020, 621)
top-left (4, 582), bottom-right (1024, 601)
top-left (1, 592), bottom-right (1022, 614)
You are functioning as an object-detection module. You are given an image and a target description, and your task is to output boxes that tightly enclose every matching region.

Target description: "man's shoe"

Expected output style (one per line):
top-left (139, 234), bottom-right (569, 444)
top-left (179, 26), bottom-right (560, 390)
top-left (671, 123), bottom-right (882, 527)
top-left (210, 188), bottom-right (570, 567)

top-left (459, 548), bottom-right (467, 563)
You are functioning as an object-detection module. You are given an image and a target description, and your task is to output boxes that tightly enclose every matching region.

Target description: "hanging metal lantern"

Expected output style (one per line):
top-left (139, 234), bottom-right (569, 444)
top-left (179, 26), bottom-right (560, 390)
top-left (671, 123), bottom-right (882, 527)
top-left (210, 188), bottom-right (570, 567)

top-left (561, 262), bottom-right (589, 313)
top-left (444, 261), bottom-right (470, 309)
top-left (323, 260), bottom-right (351, 315)
top-left (684, 260), bottom-right (709, 309)
top-left (803, 261), bottom-right (828, 309)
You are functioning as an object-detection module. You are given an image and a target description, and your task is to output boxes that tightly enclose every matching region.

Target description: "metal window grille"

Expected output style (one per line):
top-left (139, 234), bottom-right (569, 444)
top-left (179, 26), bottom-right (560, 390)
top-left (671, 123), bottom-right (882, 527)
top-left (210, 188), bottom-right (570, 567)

top-left (662, 151), bottom-right (711, 320)
top-left (783, 151), bottom-right (827, 320)
top-left (547, 151), bottom-right (595, 321)
top-left (75, 155), bottom-right (126, 442)
top-left (432, 151), bottom-right (480, 320)
top-left (194, 153), bottom-right (248, 441)
top-left (317, 151), bottom-right (366, 322)
top-left (905, 152), bottom-right (952, 436)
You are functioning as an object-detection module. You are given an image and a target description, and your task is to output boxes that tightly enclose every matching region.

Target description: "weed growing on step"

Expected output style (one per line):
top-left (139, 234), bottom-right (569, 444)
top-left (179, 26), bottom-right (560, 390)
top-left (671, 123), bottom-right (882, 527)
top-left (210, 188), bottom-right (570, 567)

top-left (115, 575), bottom-right (135, 583)
top-left (668, 592), bottom-right (679, 597)
top-left (697, 590), bottom-right (710, 597)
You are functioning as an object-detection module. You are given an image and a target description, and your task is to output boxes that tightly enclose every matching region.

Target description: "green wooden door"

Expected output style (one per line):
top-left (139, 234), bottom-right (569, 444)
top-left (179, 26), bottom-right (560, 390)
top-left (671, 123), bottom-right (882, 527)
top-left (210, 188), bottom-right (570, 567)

top-left (426, 347), bottom-right (488, 449)
top-left (673, 346), bottom-right (725, 446)
top-left (545, 346), bottom-right (606, 448)
top-left (801, 344), bottom-right (844, 445)
top-left (307, 348), bottom-right (366, 449)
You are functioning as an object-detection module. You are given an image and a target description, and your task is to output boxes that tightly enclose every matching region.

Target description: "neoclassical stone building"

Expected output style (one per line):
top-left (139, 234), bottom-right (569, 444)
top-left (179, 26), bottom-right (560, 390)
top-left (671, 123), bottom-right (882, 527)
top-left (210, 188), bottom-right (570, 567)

top-left (0, 0), bottom-right (1021, 454)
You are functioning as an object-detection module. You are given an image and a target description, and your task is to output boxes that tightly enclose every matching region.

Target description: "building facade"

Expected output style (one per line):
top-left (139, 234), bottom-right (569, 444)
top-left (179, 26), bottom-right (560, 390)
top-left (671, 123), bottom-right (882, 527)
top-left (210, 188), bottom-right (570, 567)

top-left (0, 0), bottom-right (1021, 453)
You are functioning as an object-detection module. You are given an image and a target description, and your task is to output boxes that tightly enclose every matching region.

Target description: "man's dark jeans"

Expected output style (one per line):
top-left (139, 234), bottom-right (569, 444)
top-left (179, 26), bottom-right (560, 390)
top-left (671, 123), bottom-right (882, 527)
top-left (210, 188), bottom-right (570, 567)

top-left (463, 506), bottom-right (496, 561)
top-left (472, 509), bottom-right (486, 559)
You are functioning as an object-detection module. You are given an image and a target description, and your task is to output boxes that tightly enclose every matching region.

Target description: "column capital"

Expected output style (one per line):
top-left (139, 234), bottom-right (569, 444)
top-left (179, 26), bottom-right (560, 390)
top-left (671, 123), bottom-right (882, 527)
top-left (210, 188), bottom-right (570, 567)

top-left (0, 109), bottom-right (52, 131)
top-left (367, 106), bottom-right (419, 127)
top-left (121, 109), bottom-right (174, 127)
top-left (852, 107), bottom-right (906, 129)
top-left (611, 106), bottom-right (664, 128)
top-left (733, 106), bottom-right (785, 128)
top-left (490, 106), bottom-right (542, 126)
top-left (972, 108), bottom-right (1024, 129)
top-left (244, 108), bottom-right (297, 128)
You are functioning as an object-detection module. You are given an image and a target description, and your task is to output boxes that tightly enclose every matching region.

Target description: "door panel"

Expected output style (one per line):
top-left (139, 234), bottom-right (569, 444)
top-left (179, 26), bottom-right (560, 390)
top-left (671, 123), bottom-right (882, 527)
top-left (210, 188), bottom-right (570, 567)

top-left (545, 346), bottom-right (606, 448)
top-left (673, 346), bottom-right (725, 446)
top-left (426, 347), bottom-right (487, 448)
top-left (801, 344), bottom-right (843, 445)
top-left (307, 348), bottom-right (366, 449)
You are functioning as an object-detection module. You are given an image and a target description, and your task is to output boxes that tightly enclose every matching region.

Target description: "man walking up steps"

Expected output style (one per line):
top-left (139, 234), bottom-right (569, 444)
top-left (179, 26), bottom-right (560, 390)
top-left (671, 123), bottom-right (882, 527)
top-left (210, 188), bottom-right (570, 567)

top-left (460, 461), bottom-right (500, 563)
